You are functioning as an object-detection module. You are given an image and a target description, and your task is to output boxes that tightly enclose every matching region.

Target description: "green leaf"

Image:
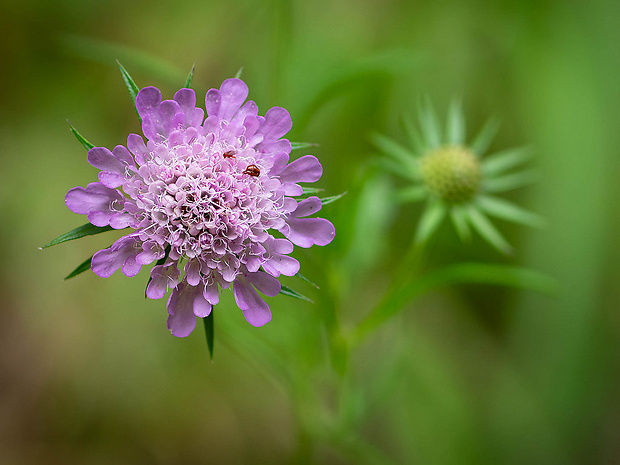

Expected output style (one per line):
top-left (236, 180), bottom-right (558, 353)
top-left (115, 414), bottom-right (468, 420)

top-left (66, 121), bottom-right (95, 150)
top-left (465, 205), bottom-right (513, 254)
top-left (144, 245), bottom-right (171, 298)
top-left (117, 60), bottom-right (141, 121)
top-left (370, 133), bottom-right (419, 176)
top-left (203, 311), bottom-right (214, 360)
top-left (184, 63), bottom-right (195, 88)
top-left (291, 142), bottom-right (319, 151)
top-left (446, 98), bottom-right (465, 145)
top-left (450, 204), bottom-right (471, 241)
top-left (301, 186), bottom-right (324, 195)
top-left (354, 262), bottom-right (557, 343)
top-left (483, 170), bottom-right (538, 193)
top-left (399, 114), bottom-right (426, 154)
top-left (40, 223), bottom-right (114, 249)
top-left (279, 285), bottom-right (313, 303)
top-left (320, 192), bottom-right (347, 205)
top-left (415, 199), bottom-right (447, 244)
top-left (234, 67), bottom-right (243, 79)
top-left (396, 185), bottom-right (427, 203)
top-left (372, 157), bottom-right (417, 181)
top-left (482, 147), bottom-right (533, 176)
top-left (418, 98), bottom-right (442, 149)
top-left (477, 195), bottom-right (544, 228)
top-left (296, 272), bottom-right (319, 289)
top-left (470, 118), bottom-right (500, 155)
top-left (64, 256), bottom-right (93, 280)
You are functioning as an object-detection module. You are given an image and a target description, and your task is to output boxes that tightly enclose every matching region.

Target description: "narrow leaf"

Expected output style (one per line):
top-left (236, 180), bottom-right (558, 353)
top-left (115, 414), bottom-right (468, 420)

top-left (396, 185), bottom-right (427, 203)
top-left (450, 204), bottom-right (471, 241)
top-left (301, 186), bottom-right (324, 195)
top-left (234, 67), bottom-right (243, 79)
top-left (466, 205), bottom-right (513, 254)
top-left (370, 133), bottom-right (419, 176)
top-left (291, 142), bottom-right (319, 151)
top-left (203, 311), bottom-right (214, 360)
top-left (64, 256), bottom-right (93, 280)
top-left (296, 272), bottom-right (319, 289)
top-left (418, 98), bottom-right (442, 149)
top-left (279, 285), bottom-right (314, 303)
top-left (184, 63), bottom-right (195, 88)
top-left (117, 60), bottom-right (141, 121)
top-left (477, 195), bottom-right (544, 228)
top-left (415, 199), bottom-right (447, 244)
top-left (400, 114), bottom-right (426, 154)
top-left (482, 147), bottom-right (533, 176)
top-left (41, 223), bottom-right (114, 249)
top-left (320, 192), bottom-right (347, 205)
top-left (67, 121), bottom-right (95, 150)
top-left (446, 98), bottom-right (465, 145)
top-left (484, 170), bottom-right (538, 193)
top-left (470, 118), bottom-right (500, 155)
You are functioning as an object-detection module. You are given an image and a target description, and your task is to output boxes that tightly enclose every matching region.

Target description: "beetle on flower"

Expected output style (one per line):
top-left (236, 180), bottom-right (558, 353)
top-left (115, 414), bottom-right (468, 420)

top-left (62, 77), bottom-right (335, 337)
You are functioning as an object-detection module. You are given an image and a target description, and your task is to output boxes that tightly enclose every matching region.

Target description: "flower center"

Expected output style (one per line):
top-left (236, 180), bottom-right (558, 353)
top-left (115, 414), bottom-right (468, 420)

top-left (420, 145), bottom-right (481, 203)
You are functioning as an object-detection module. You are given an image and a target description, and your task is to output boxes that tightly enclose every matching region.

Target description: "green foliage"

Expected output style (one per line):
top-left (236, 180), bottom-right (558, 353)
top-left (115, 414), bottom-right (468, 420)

top-left (184, 64), bottom-right (195, 88)
top-left (64, 256), bottom-right (93, 280)
top-left (117, 60), bottom-right (141, 121)
top-left (66, 121), bottom-right (95, 150)
top-left (203, 311), bottom-right (214, 360)
top-left (279, 285), bottom-right (313, 303)
top-left (41, 223), bottom-right (114, 249)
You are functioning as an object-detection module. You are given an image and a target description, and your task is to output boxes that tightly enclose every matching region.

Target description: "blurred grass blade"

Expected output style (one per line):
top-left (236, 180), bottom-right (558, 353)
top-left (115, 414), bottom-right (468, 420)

top-left (400, 114), bottom-right (426, 154)
top-left (203, 311), bottom-right (214, 360)
top-left (482, 147), bottom-right (533, 176)
top-left (184, 64), bottom-right (195, 88)
top-left (396, 185), bottom-right (427, 203)
top-left (450, 204), bottom-right (471, 241)
top-left (291, 142), bottom-right (319, 151)
top-left (117, 60), bottom-right (141, 121)
top-left (296, 272), bottom-right (319, 289)
top-left (477, 195), bottom-right (544, 227)
top-left (418, 98), bottom-right (441, 149)
top-left (415, 199), bottom-right (447, 244)
top-left (483, 170), bottom-right (538, 193)
top-left (67, 121), bottom-right (94, 150)
top-left (64, 256), bottom-right (93, 280)
top-left (446, 98), bottom-right (465, 145)
top-left (301, 186), bottom-right (324, 195)
top-left (234, 67), bottom-right (243, 79)
top-left (466, 205), bottom-right (513, 254)
top-left (355, 262), bottom-right (556, 342)
top-left (280, 285), bottom-right (313, 303)
top-left (471, 118), bottom-right (500, 155)
top-left (41, 224), bottom-right (114, 249)
top-left (370, 133), bottom-right (419, 175)
top-left (321, 192), bottom-right (347, 205)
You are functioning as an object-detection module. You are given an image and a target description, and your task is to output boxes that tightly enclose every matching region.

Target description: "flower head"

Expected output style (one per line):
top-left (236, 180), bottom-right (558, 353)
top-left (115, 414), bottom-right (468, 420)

top-left (65, 78), bottom-right (335, 336)
top-left (373, 99), bottom-right (541, 253)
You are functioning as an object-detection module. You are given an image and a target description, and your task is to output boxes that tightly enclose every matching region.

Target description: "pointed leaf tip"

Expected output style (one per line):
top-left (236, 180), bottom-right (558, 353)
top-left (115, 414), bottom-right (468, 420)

top-left (41, 223), bottom-right (115, 249)
top-left (64, 256), bottom-right (93, 280)
top-left (185, 64), bottom-right (195, 89)
top-left (117, 60), bottom-right (141, 121)
top-left (279, 285), bottom-right (314, 303)
top-left (203, 312), bottom-right (214, 360)
top-left (66, 121), bottom-right (95, 151)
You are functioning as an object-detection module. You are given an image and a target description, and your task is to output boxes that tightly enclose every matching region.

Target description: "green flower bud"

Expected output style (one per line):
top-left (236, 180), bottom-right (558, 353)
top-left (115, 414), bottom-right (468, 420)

top-left (420, 146), bottom-right (481, 203)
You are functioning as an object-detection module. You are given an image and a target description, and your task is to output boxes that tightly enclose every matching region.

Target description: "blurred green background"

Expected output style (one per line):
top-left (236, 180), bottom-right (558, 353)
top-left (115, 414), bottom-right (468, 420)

top-left (1, 0), bottom-right (620, 463)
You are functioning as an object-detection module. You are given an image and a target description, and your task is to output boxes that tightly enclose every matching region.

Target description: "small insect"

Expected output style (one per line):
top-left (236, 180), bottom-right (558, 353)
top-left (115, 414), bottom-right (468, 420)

top-left (242, 164), bottom-right (261, 177)
top-left (222, 150), bottom-right (236, 158)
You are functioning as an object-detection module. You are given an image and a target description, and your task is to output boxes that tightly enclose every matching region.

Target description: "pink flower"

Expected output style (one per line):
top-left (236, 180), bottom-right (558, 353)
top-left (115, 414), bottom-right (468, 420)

top-left (65, 79), bottom-right (334, 336)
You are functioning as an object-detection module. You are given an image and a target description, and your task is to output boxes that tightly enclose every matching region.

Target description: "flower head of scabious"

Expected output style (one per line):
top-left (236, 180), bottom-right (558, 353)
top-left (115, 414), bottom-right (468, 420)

top-left (372, 99), bottom-right (542, 253)
top-left (64, 78), bottom-right (335, 337)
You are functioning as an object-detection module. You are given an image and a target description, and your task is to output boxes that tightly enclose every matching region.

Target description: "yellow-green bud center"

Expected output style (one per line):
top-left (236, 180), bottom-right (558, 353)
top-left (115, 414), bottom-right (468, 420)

top-left (420, 146), bottom-right (481, 203)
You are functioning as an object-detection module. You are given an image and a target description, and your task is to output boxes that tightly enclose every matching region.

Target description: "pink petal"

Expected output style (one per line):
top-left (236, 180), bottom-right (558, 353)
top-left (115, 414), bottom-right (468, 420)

top-left (219, 78), bottom-right (249, 121)
top-left (193, 292), bottom-right (212, 318)
top-left (258, 107), bottom-right (292, 141)
top-left (279, 155), bottom-right (322, 184)
top-left (136, 86), bottom-right (162, 119)
top-left (203, 280), bottom-right (220, 305)
top-left (166, 283), bottom-right (198, 337)
top-left (91, 236), bottom-right (140, 278)
top-left (233, 276), bottom-right (272, 327)
top-left (146, 263), bottom-right (180, 300)
top-left (87, 147), bottom-right (124, 173)
top-left (246, 271), bottom-right (281, 297)
top-left (283, 217), bottom-right (335, 248)
top-left (292, 196), bottom-right (322, 218)
top-left (65, 182), bottom-right (122, 215)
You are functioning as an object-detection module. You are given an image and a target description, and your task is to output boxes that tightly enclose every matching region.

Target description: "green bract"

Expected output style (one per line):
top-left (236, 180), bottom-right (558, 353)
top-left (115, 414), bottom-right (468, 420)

top-left (372, 99), bottom-right (542, 254)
